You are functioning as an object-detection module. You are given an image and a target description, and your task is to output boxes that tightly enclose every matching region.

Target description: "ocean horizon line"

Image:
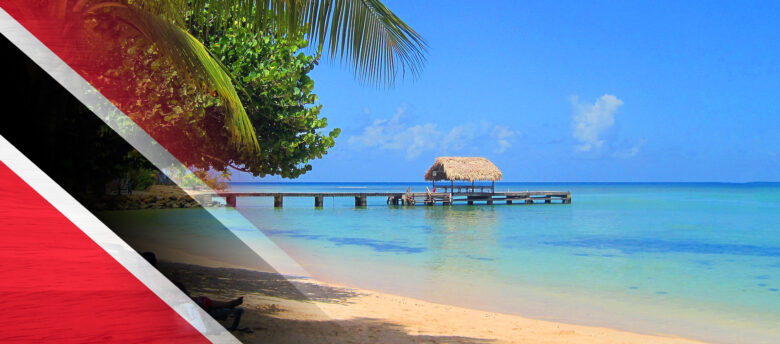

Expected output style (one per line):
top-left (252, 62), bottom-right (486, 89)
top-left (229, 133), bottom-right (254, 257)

top-left (229, 181), bottom-right (780, 185)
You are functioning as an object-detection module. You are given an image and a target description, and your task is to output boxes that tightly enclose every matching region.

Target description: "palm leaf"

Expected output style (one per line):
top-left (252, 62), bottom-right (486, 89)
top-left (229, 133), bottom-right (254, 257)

top-left (86, 2), bottom-right (260, 154)
top-left (142, 0), bottom-right (428, 87)
top-left (302, 0), bottom-right (428, 87)
top-left (80, 0), bottom-right (426, 155)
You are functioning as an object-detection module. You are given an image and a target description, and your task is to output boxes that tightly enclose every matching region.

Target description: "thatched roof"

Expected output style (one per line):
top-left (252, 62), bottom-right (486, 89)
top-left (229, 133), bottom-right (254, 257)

top-left (424, 157), bottom-right (502, 182)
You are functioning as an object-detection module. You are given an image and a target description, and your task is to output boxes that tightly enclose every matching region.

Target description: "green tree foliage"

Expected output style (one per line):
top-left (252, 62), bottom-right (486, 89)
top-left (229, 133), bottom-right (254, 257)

top-left (102, 33), bottom-right (224, 169)
top-left (13, 1), bottom-right (425, 188)
top-left (138, 0), bottom-right (428, 87)
top-left (104, 12), bottom-right (339, 179)
top-left (194, 17), bottom-right (340, 178)
top-left (85, 0), bottom-right (427, 154)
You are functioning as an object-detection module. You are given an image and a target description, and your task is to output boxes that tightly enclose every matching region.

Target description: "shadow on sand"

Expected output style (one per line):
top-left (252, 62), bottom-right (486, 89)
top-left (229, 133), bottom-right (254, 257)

top-left (158, 262), bottom-right (360, 303)
top-left (156, 262), bottom-right (493, 343)
top-left (234, 314), bottom-right (496, 344)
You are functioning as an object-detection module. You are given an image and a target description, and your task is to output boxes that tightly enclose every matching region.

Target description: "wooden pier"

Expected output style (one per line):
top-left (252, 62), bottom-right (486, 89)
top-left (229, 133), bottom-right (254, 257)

top-left (215, 191), bottom-right (571, 208)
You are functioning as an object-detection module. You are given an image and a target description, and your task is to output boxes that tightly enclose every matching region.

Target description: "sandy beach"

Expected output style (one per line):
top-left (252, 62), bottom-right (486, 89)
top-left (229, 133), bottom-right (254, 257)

top-left (157, 262), bottom-right (707, 344)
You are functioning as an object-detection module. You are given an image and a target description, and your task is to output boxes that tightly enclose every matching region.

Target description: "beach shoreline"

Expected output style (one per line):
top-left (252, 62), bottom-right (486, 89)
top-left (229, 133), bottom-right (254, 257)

top-left (100, 198), bottom-right (780, 344)
top-left (158, 261), bottom-right (707, 343)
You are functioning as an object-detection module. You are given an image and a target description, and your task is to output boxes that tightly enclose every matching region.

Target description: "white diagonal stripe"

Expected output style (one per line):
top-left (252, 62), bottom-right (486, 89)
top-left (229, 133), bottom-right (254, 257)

top-left (0, 4), bottom-right (333, 340)
top-left (0, 134), bottom-right (239, 343)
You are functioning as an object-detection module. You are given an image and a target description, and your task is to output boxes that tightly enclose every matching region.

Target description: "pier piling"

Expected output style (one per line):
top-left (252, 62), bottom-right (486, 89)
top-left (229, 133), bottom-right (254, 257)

top-left (354, 195), bottom-right (367, 207)
top-left (226, 195), bottom-right (237, 208)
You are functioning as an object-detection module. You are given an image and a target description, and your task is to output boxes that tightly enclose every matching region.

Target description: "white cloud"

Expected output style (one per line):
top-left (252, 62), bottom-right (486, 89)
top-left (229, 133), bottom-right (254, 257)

top-left (348, 106), bottom-right (521, 159)
top-left (571, 94), bottom-right (623, 151)
top-left (347, 106), bottom-right (438, 158)
top-left (492, 125), bottom-right (518, 153)
top-left (612, 138), bottom-right (646, 159)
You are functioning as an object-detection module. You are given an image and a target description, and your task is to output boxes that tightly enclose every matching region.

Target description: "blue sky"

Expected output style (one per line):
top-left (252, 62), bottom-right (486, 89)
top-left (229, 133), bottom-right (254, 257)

top-left (239, 1), bottom-right (780, 182)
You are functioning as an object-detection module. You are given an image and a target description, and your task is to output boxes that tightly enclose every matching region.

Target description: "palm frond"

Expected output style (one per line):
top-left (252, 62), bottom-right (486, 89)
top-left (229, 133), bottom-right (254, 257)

top-left (75, 0), bottom-right (426, 156)
top-left (146, 0), bottom-right (427, 87)
top-left (302, 0), bottom-right (428, 87)
top-left (86, 2), bottom-right (260, 154)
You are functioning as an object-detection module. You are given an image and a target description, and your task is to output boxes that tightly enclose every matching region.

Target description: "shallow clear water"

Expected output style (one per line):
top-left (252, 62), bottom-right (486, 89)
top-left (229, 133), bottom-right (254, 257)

top-left (116, 183), bottom-right (780, 343)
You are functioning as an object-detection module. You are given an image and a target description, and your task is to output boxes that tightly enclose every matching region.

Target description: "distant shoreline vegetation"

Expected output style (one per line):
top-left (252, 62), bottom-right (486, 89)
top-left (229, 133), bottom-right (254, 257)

top-left (100, 185), bottom-right (217, 210)
top-left (227, 181), bottom-right (780, 185)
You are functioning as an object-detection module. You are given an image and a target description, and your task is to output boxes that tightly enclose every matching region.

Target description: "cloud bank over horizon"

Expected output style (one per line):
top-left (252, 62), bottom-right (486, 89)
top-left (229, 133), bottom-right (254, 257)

top-left (348, 106), bottom-right (522, 159)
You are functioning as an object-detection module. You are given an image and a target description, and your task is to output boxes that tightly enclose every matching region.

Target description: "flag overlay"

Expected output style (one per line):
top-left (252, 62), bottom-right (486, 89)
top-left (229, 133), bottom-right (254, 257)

top-left (0, 2), bottom-right (317, 342)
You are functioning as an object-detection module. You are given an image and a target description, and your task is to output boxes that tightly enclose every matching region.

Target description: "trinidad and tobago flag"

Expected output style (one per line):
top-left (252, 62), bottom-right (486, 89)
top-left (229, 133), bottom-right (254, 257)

top-left (0, 2), bottom-right (331, 342)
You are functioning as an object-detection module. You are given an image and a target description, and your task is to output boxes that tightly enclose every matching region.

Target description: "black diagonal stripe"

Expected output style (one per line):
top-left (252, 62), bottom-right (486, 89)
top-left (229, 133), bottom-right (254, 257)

top-left (0, 33), bottom-right (337, 342)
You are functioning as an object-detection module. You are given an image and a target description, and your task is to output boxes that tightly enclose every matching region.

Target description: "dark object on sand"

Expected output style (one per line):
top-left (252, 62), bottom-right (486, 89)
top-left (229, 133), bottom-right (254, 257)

top-left (208, 307), bottom-right (248, 332)
top-left (140, 251), bottom-right (249, 332)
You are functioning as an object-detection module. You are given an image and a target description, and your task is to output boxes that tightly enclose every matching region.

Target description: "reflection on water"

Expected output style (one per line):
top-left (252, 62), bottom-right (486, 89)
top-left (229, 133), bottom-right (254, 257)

top-left (423, 207), bottom-right (499, 279)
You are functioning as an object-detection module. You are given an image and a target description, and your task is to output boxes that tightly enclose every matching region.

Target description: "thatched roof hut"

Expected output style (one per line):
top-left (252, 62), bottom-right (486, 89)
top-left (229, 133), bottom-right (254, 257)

top-left (424, 157), bottom-right (503, 182)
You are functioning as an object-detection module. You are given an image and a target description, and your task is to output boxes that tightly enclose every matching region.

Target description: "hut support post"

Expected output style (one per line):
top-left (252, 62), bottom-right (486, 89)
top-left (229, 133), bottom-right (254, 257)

top-left (274, 195), bottom-right (283, 208)
top-left (492, 181), bottom-right (495, 194)
top-left (314, 195), bottom-right (324, 207)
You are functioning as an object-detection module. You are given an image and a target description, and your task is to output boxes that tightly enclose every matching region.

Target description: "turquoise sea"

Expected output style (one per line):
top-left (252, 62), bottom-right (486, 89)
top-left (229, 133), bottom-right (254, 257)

top-left (109, 183), bottom-right (780, 343)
